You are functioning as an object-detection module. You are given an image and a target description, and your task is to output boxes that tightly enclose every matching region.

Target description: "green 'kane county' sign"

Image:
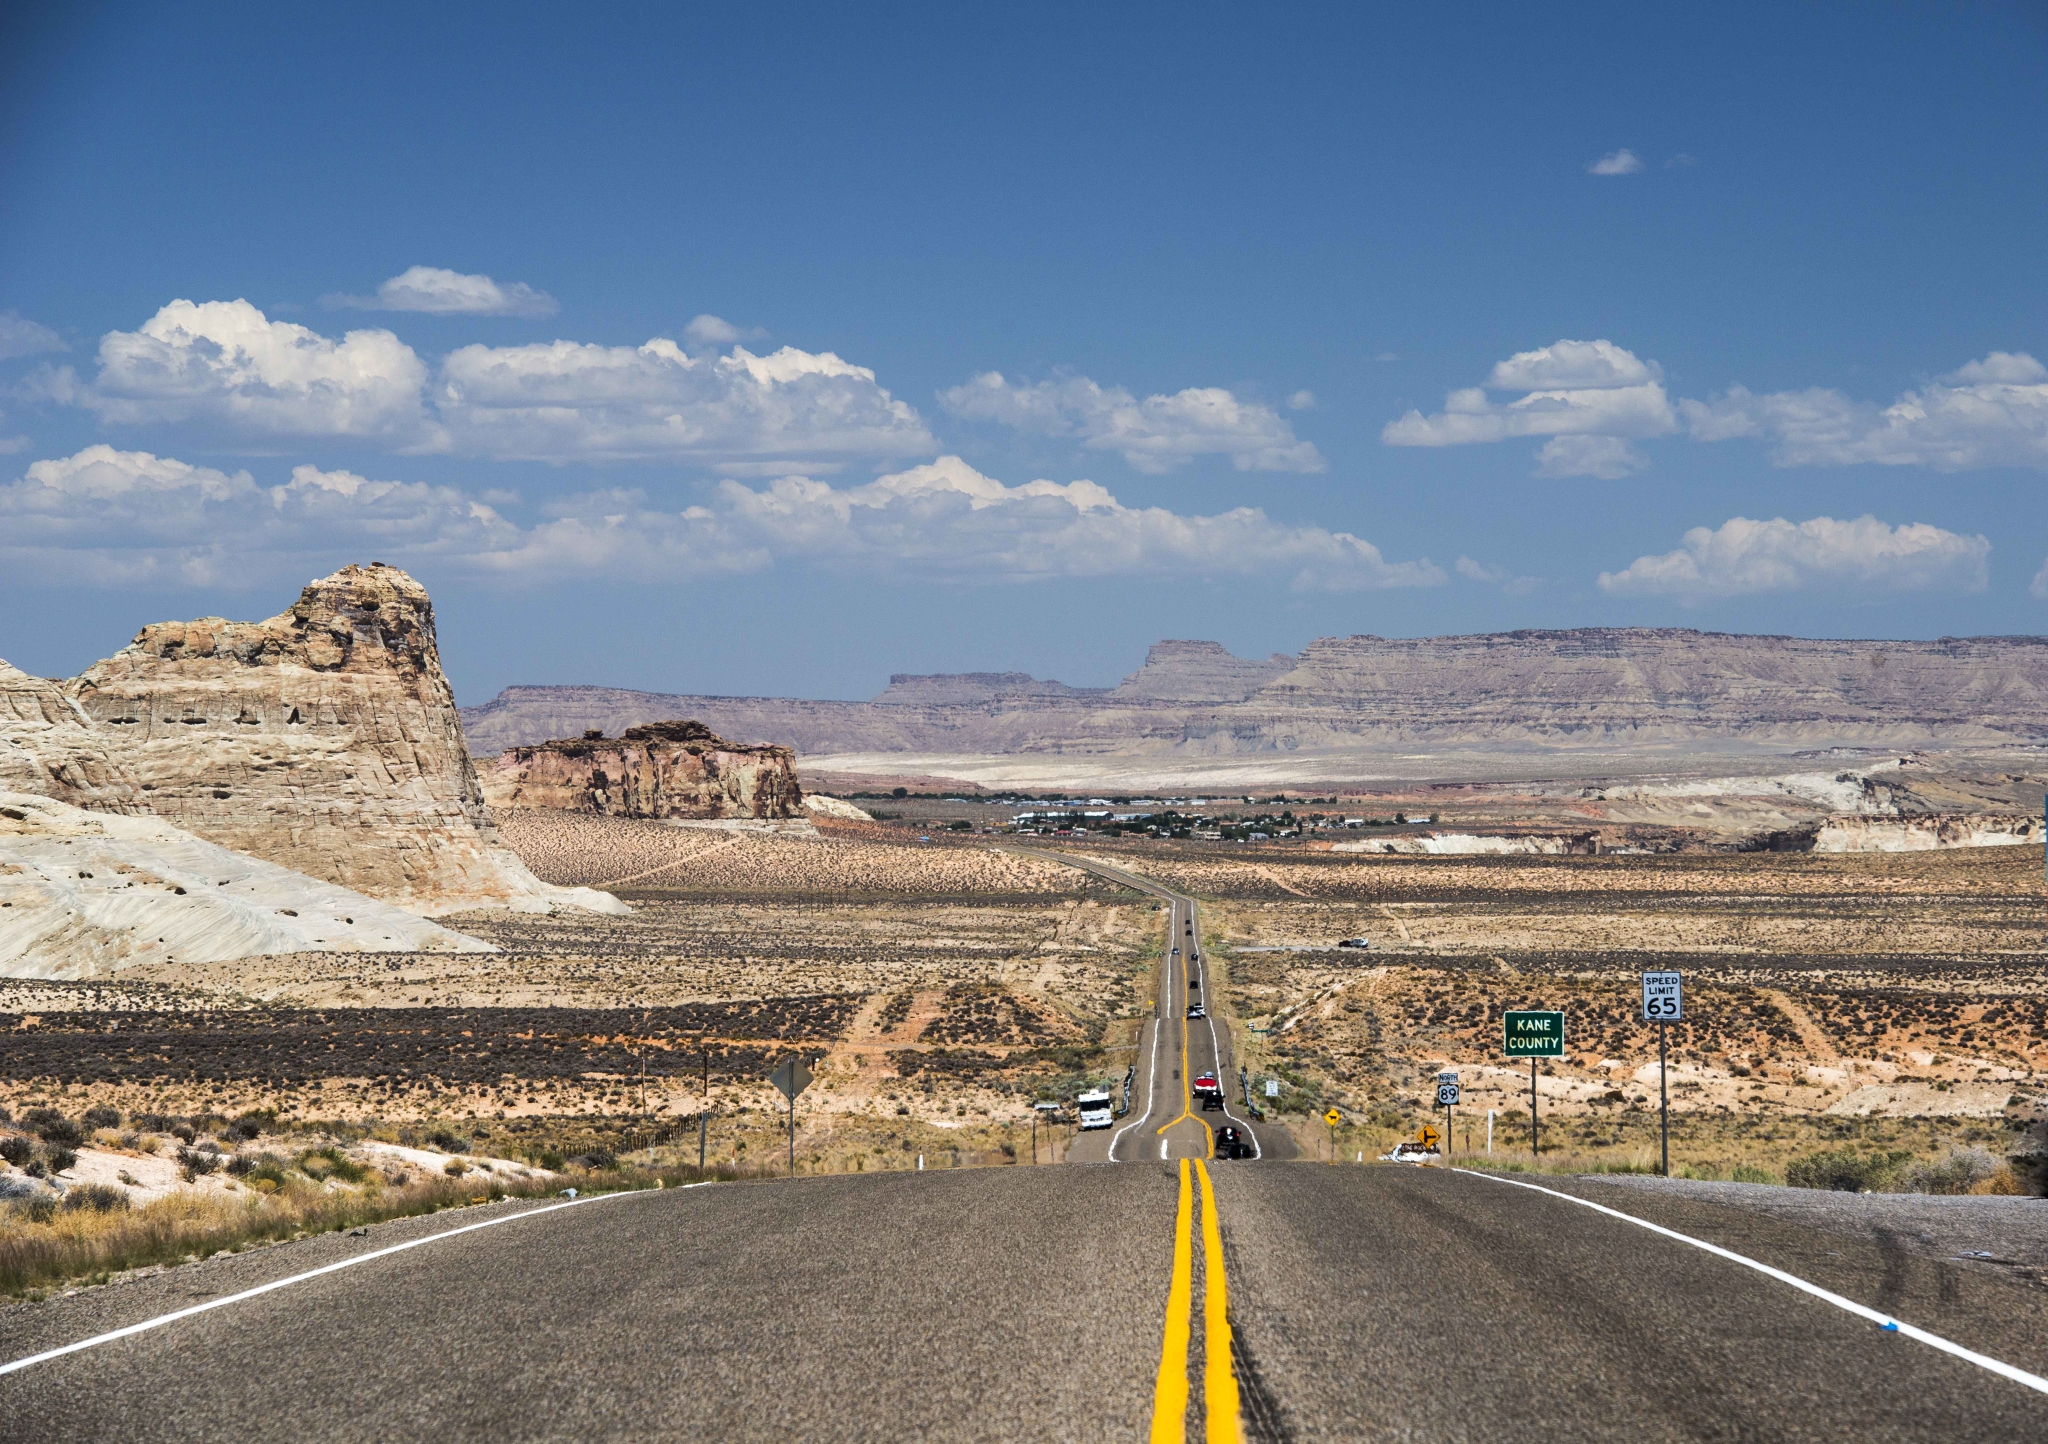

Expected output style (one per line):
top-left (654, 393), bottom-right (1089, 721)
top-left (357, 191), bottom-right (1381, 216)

top-left (1503, 1010), bottom-right (1565, 1057)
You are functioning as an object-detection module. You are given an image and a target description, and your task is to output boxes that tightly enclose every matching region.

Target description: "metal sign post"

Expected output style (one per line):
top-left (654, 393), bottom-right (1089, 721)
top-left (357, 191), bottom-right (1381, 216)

top-left (769, 1056), bottom-right (815, 1175)
top-left (1641, 971), bottom-right (1683, 1177)
top-left (1034, 1101), bottom-right (1061, 1165)
top-left (1436, 1071), bottom-right (1460, 1159)
top-left (1504, 1010), bottom-right (1564, 1160)
top-left (1324, 1107), bottom-right (1341, 1162)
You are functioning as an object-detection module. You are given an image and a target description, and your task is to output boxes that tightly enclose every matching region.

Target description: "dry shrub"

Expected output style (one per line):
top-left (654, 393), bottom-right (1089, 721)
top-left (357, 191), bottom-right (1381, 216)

top-left (0, 1170), bottom-right (559, 1296)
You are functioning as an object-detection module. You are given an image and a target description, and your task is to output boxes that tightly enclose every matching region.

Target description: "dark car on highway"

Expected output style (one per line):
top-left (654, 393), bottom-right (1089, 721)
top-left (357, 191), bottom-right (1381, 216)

top-left (1215, 1125), bottom-right (1253, 1158)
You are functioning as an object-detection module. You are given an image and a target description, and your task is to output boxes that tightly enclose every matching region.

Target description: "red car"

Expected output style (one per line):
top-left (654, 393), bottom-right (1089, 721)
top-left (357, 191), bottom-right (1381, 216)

top-left (1193, 1072), bottom-right (1224, 1109)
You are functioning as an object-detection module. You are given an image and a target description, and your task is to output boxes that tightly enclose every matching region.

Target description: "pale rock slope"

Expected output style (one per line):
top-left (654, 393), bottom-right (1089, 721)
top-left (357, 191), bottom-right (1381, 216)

top-left (802, 794), bottom-right (873, 820)
top-left (63, 564), bottom-right (625, 918)
top-left (0, 791), bottom-right (493, 978)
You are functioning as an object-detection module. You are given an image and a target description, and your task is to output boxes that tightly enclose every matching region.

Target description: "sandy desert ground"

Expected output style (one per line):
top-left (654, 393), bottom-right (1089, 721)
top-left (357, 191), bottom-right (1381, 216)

top-left (1056, 838), bottom-right (2047, 1182)
top-left (5, 817), bottom-right (2043, 1194)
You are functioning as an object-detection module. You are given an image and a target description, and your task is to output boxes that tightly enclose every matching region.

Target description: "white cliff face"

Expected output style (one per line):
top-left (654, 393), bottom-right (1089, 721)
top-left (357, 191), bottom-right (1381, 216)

top-left (0, 791), bottom-right (496, 978)
top-left (0, 661), bottom-right (145, 812)
top-left (62, 564), bottom-right (626, 918)
top-left (1812, 815), bottom-right (2040, 852)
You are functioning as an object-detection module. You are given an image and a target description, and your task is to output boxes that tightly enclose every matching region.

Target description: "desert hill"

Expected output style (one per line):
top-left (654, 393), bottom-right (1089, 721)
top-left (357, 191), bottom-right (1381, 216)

top-left (459, 631), bottom-right (2048, 768)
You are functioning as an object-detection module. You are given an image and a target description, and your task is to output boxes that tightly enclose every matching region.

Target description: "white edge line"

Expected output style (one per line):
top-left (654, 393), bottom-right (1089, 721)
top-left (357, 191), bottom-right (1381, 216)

top-left (0, 1184), bottom-right (696, 1377)
top-left (1455, 1169), bottom-right (2048, 1396)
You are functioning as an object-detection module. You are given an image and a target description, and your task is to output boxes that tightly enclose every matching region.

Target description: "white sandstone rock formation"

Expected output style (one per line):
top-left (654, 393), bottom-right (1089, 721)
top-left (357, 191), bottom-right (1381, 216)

top-left (802, 794), bottom-right (874, 820)
top-left (61, 565), bottom-right (626, 918)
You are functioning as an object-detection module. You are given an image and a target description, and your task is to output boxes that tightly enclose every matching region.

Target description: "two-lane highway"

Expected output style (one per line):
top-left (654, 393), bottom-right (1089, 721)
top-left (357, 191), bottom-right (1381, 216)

top-left (6, 1161), bottom-right (2043, 1441)
top-left (1022, 849), bottom-right (1293, 1167)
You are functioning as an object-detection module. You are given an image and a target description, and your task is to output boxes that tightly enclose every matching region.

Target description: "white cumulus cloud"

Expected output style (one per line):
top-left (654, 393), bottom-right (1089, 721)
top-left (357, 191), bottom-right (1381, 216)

top-left (0, 448), bottom-right (1440, 592)
top-left (325, 266), bottom-right (557, 318)
top-left (1381, 338), bottom-right (1676, 455)
top-left (0, 311), bottom-right (66, 360)
top-left (939, 372), bottom-right (1325, 474)
top-left (684, 314), bottom-right (769, 346)
top-left (436, 337), bottom-right (935, 466)
top-left (1680, 350), bottom-right (2048, 470)
top-left (1535, 434), bottom-right (1648, 479)
top-left (52, 299), bottom-right (439, 447)
top-left (0, 446), bottom-right (509, 585)
top-left (1598, 514), bottom-right (1991, 602)
top-left (1588, 149), bottom-right (1644, 176)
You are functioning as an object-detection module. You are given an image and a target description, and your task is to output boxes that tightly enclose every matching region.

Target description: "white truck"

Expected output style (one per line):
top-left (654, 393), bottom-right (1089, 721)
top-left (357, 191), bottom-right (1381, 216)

top-left (1076, 1087), bottom-right (1115, 1130)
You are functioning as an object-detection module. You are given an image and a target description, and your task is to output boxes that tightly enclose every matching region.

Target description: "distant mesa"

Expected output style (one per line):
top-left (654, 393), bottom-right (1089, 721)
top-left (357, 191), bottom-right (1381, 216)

top-left (458, 628), bottom-right (2048, 766)
top-left (482, 719), bottom-right (803, 820)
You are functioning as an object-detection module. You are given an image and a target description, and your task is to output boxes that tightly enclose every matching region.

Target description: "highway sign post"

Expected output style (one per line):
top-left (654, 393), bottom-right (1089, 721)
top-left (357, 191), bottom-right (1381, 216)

top-left (1416, 1124), bottom-right (1440, 1151)
top-left (1033, 1100), bottom-right (1060, 1165)
top-left (1641, 971), bottom-right (1683, 1177)
top-left (770, 1056), bottom-right (815, 1175)
top-left (1504, 1011), bottom-right (1564, 1158)
top-left (1436, 1071), bottom-right (1460, 1157)
top-left (1324, 1107), bottom-right (1341, 1162)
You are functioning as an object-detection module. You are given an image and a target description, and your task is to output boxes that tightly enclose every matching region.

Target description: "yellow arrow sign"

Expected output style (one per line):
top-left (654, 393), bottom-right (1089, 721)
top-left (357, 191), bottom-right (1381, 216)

top-left (1417, 1124), bottom-right (1441, 1148)
top-left (1324, 1108), bottom-right (1342, 1127)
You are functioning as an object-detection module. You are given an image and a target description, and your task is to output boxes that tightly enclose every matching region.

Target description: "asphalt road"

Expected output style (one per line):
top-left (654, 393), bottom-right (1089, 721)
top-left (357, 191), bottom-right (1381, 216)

top-left (5, 851), bottom-right (2041, 1439)
top-left (1021, 850), bottom-right (1295, 1167)
top-left (6, 1163), bottom-right (2043, 1441)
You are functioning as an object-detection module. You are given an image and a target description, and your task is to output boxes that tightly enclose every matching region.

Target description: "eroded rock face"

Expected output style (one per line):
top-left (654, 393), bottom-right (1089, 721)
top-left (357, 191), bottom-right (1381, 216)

top-left (461, 628), bottom-right (2048, 761)
top-left (0, 660), bottom-right (144, 811)
top-left (62, 564), bottom-right (615, 916)
top-left (482, 719), bottom-right (803, 819)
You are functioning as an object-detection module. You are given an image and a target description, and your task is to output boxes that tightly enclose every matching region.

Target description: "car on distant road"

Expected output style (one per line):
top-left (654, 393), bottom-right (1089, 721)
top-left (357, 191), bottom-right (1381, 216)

top-left (1186, 1003), bottom-right (1206, 1020)
top-left (1336, 937), bottom-right (1370, 948)
top-left (1215, 1125), bottom-right (1254, 1158)
top-left (1193, 1071), bottom-right (1224, 1109)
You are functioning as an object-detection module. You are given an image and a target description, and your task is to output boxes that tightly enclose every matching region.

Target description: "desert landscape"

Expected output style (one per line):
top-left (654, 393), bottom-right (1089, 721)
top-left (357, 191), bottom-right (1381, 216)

top-left (4, 566), bottom-right (2046, 1302)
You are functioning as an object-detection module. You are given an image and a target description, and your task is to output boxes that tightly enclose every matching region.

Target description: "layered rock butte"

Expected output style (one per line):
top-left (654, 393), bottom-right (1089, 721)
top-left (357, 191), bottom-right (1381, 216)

top-left (460, 632), bottom-right (2048, 765)
top-left (482, 719), bottom-right (802, 820)
top-left (46, 564), bottom-right (613, 917)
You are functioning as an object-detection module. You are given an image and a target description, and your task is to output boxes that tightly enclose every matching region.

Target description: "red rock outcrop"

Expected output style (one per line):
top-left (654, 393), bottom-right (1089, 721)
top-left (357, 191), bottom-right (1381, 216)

top-left (62, 564), bottom-right (620, 916)
top-left (482, 719), bottom-right (803, 820)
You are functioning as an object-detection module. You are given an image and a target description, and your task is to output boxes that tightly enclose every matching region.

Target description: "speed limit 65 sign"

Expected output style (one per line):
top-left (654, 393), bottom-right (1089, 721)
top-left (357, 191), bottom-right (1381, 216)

top-left (1641, 971), bottom-right (1683, 1021)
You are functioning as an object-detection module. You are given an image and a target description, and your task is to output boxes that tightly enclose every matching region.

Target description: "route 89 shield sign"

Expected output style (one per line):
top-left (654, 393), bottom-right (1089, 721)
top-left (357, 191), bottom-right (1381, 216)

top-left (1435, 1070), bottom-right (1460, 1107)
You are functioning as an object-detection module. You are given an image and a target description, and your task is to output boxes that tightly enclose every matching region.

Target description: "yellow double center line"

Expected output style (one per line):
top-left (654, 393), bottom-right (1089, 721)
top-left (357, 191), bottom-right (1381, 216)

top-left (1150, 1158), bottom-right (1242, 1443)
top-left (1156, 904), bottom-right (1214, 1158)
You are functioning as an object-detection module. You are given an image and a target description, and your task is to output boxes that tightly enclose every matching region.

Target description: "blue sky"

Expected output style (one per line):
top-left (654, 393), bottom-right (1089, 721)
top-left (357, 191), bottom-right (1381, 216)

top-left (3, 3), bottom-right (2045, 702)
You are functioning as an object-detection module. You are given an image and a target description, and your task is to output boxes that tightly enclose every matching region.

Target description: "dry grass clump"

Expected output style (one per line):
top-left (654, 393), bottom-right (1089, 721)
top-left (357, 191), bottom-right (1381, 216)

top-left (0, 1169), bottom-right (546, 1297)
top-left (0, 1158), bottom-right (752, 1298)
top-left (496, 811), bottom-right (1080, 895)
